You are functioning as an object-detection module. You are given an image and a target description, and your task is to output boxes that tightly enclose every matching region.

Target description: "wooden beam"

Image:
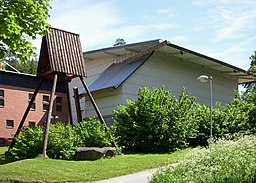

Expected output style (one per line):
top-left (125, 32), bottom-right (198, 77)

top-left (66, 81), bottom-right (73, 126)
top-left (73, 87), bottom-right (82, 123)
top-left (79, 76), bottom-right (108, 129)
top-left (8, 78), bottom-right (44, 151)
top-left (42, 74), bottom-right (58, 158)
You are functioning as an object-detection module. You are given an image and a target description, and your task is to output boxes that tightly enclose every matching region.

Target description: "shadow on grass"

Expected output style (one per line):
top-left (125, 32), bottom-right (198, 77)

top-left (0, 149), bottom-right (19, 165)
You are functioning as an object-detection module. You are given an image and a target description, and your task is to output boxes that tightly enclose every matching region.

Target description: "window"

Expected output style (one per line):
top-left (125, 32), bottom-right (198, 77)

top-left (29, 93), bottom-right (35, 111)
top-left (0, 90), bottom-right (4, 108)
top-left (56, 97), bottom-right (62, 112)
top-left (29, 121), bottom-right (36, 127)
top-left (6, 120), bottom-right (14, 129)
top-left (43, 95), bottom-right (49, 111)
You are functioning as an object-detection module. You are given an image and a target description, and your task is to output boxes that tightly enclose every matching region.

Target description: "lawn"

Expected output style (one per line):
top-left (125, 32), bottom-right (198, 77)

top-left (0, 147), bottom-right (190, 182)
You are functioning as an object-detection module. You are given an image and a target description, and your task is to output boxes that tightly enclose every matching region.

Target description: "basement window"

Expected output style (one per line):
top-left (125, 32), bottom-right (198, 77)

top-left (6, 120), bottom-right (14, 129)
top-left (56, 97), bottom-right (62, 112)
top-left (43, 95), bottom-right (49, 111)
top-left (29, 93), bottom-right (36, 111)
top-left (0, 90), bottom-right (4, 108)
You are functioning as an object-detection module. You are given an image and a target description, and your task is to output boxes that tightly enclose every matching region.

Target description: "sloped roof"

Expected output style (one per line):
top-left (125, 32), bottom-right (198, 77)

top-left (38, 27), bottom-right (86, 79)
top-left (80, 53), bottom-right (152, 95)
top-left (84, 39), bottom-right (163, 60)
top-left (80, 40), bottom-right (256, 95)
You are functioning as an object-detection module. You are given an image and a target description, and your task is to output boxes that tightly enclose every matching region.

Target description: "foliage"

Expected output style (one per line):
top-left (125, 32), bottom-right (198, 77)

top-left (75, 118), bottom-right (112, 147)
top-left (113, 87), bottom-right (256, 150)
top-left (113, 38), bottom-right (126, 46)
top-left (249, 50), bottom-right (256, 75)
top-left (113, 87), bottom-right (197, 152)
top-left (150, 135), bottom-right (256, 183)
top-left (47, 122), bottom-right (76, 160)
top-left (11, 123), bottom-right (76, 160)
top-left (6, 58), bottom-right (38, 74)
top-left (0, 0), bottom-right (51, 62)
top-left (244, 50), bottom-right (256, 89)
top-left (11, 125), bottom-right (44, 159)
top-left (191, 95), bottom-right (256, 146)
top-left (242, 86), bottom-right (256, 105)
top-left (11, 119), bottom-right (114, 160)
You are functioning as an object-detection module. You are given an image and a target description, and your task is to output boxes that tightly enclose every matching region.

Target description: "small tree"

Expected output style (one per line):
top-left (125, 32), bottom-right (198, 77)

top-left (113, 38), bottom-right (126, 46)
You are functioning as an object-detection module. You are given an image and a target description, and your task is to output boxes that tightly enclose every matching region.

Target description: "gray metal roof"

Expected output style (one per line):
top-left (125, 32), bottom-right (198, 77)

top-left (80, 53), bottom-right (151, 95)
top-left (80, 39), bottom-right (256, 96)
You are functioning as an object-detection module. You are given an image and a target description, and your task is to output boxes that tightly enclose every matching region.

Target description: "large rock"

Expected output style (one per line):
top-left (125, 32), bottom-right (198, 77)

top-left (75, 147), bottom-right (116, 161)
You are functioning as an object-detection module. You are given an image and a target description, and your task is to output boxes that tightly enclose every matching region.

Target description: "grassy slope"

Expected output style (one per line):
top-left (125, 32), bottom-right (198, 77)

top-left (0, 147), bottom-right (190, 182)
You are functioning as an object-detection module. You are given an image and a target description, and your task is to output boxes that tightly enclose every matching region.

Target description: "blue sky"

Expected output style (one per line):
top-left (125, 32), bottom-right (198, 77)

top-left (33, 0), bottom-right (256, 70)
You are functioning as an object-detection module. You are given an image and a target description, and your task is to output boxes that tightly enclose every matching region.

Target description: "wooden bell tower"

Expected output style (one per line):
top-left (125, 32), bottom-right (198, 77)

top-left (9, 28), bottom-right (111, 157)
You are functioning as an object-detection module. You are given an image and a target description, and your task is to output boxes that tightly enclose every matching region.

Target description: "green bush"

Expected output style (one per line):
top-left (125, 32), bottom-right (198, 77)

top-left (190, 102), bottom-right (225, 146)
top-left (150, 135), bottom-right (256, 183)
top-left (75, 118), bottom-right (112, 147)
top-left (11, 125), bottom-right (44, 159)
top-left (222, 97), bottom-right (256, 135)
top-left (47, 122), bottom-right (76, 159)
top-left (11, 123), bottom-right (76, 160)
top-left (113, 87), bottom-right (197, 152)
top-left (191, 96), bottom-right (256, 147)
top-left (11, 119), bottom-right (113, 160)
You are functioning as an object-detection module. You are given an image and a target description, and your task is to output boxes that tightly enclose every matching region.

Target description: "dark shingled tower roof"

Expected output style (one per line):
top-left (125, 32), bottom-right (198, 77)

top-left (37, 27), bottom-right (86, 80)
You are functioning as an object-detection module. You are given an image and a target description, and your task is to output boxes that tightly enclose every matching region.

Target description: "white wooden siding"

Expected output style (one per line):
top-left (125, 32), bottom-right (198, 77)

top-left (69, 50), bottom-right (238, 124)
top-left (122, 52), bottom-right (237, 106)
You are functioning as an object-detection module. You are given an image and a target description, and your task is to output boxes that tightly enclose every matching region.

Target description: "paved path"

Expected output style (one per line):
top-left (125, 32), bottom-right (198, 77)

top-left (93, 168), bottom-right (159, 183)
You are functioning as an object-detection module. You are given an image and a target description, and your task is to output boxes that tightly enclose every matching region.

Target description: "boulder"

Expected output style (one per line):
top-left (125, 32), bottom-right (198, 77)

top-left (75, 147), bottom-right (116, 161)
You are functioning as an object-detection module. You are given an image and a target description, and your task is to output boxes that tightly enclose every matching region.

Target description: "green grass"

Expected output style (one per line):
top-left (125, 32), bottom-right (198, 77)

top-left (0, 147), bottom-right (190, 182)
top-left (150, 135), bottom-right (256, 183)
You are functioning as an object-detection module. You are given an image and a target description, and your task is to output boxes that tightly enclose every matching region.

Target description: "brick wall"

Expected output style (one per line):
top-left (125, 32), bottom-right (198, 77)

top-left (0, 84), bottom-right (68, 142)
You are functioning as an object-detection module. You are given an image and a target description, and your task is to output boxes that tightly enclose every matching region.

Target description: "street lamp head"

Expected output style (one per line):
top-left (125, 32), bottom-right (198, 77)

top-left (197, 75), bottom-right (209, 82)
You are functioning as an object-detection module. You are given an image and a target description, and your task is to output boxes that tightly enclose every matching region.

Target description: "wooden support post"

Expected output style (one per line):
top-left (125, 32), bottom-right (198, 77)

top-left (8, 77), bottom-right (44, 151)
top-left (42, 74), bottom-right (58, 158)
top-left (65, 81), bottom-right (73, 126)
top-left (73, 87), bottom-right (82, 123)
top-left (79, 76), bottom-right (108, 129)
top-left (79, 76), bottom-right (118, 148)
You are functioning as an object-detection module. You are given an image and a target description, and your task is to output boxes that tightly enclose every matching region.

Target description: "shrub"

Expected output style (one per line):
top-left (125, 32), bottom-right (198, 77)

top-left (75, 118), bottom-right (112, 147)
top-left (191, 96), bottom-right (256, 147)
top-left (222, 97), bottom-right (256, 135)
top-left (11, 119), bottom-right (114, 160)
top-left (11, 125), bottom-right (44, 159)
top-left (47, 122), bottom-right (76, 160)
top-left (113, 87), bottom-right (197, 152)
top-left (190, 102), bottom-right (225, 146)
top-left (150, 135), bottom-right (256, 183)
top-left (11, 123), bottom-right (76, 160)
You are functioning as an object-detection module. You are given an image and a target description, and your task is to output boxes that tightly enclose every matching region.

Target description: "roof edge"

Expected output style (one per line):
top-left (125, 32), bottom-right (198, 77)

top-left (166, 42), bottom-right (254, 77)
top-left (84, 39), bottom-right (163, 54)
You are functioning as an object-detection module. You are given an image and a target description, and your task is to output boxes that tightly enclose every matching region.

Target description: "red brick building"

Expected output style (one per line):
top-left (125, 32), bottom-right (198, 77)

top-left (0, 70), bottom-right (68, 145)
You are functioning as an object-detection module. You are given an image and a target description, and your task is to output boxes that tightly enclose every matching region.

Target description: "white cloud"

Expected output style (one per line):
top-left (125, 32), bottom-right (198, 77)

top-left (210, 7), bottom-right (256, 42)
top-left (33, 0), bottom-right (177, 52)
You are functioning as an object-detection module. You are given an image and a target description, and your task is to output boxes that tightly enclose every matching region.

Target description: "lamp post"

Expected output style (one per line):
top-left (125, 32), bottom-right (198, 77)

top-left (197, 75), bottom-right (213, 141)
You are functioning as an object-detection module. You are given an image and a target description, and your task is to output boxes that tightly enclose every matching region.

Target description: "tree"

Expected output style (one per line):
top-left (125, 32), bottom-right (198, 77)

top-left (243, 51), bottom-right (256, 105)
top-left (249, 51), bottom-right (256, 75)
top-left (7, 59), bottom-right (38, 75)
top-left (113, 38), bottom-right (126, 46)
top-left (0, 0), bottom-right (51, 62)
